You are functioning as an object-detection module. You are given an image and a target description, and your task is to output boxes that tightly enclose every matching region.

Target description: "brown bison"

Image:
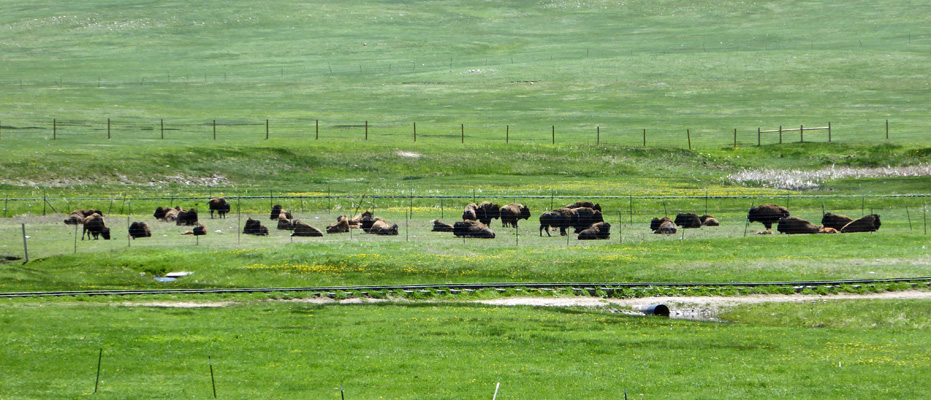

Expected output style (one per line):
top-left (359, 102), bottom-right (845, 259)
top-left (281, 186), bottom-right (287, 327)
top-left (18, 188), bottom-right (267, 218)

top-left (650, 217), bottom-right (672, 231)
top-left (65, 209), bottom-right (103, 225)
top-left (569, 207), bottom-right (603, 233)
top-left (431, 219), bottom-right (454, 232)
top-left (243, 218), bottom-right (269, 236)
top-left (840, 214), bottom-right (881, 233)
top-left (277, 214), bottom-right (294, 231)
top-left (208, 197), bottom-right (231, 219)
top-left (269, 205), bottom-right (292, 221)
top-left (82, 214), bottom-right (111, 240)
top-left (359, 212), bottom-right (386, 233)
top-left (462, 202), bottom-right (500, 225)
top-left (176, 209), bottom-right (198, 226)
top-left (821, 213), bottom-right (854, 231)
top-left (368, 219), bottom-right (399, 236)
top-left (699, 215), bottom-right (719, 226)
top-left (128, 221), bottom-right (151, 239)
top-left (819, 227), bottom-right (839, 234)
top-left (566, 201), bottom-right (602, 212)
top-left (182, 222), bottom-right (207, 236)
top-left (154, 206), bottom-right (181, 221)
top-left (748, 204), bottom-right (790, 230)
top-left (326, 217), bottom-right (351, 234)
top-left (539, 208), bottom-right (574, 236)
top-left (776, 216), bottom-right (820, 234)
top-left (500, 203), bottom-right (531, 228)
top-left (453, 220), bottom-right (495, 239)
top-left (578, 222), bottom-right (611, 240)
top-left (674, 213), bottom-right (702, 229)
top-left (291, 220), bottom-right (324, 237)
top-left (653, 220), bottom-right (677, 234)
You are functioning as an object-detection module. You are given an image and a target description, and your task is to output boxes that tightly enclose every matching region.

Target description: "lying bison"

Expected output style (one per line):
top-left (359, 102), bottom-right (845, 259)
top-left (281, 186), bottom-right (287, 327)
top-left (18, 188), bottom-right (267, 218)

top-left (154, 206), bottom-right (181, 221)
top-left (453, 220), bottom-right (495, 239)
top-left (82, 214), bottom-right (111, 240)
top-left (748, 204), bottom-right (790, 230)
top-left (569, 207), bottom-right (603, 233)
top-left (578, 222), bottom-right (611, 240)
top-left (277, 215), bottom-right (294, 231)
top-left (566, 201), bottom-right (602, 212)
top-left (128, 222), bottom-right (151, 239)
top-left (821, 213), bottom-right (853, 231)
top-left (431, 219), bottom-right (454, 232)
top-left (654, 220), bottom-right (677, 234)
top-left (176, 209), bottom-right (199, 226)
top-left (269, 205), bottom-right (292, 221)
top-left (700, 215), bottom-right (719, 226)
top-left (674, 213), bottom-right (702, 229)
top-left (208, 197), bottom-right (231, 219)
top-left (243, 218), bottom-right (269, 236)
top-left (841, 214), bottom-right (881, 233)
top-left (181, 222), bottom-right (207, 236)
top-left (291, 220), bottom-right (324, 237)
top-left (500, 203), bottom-right (531, 228)
top-left (326, 217), bottom-right (351, 234)
top-left (369, 219), bottom-right (399, 236)
top-left (776, 216), bottom-right (820, 234)
top-left (650, 217), bottom-right (672, 231)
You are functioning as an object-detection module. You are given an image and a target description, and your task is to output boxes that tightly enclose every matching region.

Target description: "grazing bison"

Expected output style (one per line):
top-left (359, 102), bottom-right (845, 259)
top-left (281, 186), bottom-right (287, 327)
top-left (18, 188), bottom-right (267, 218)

top-left (453, 220), bottom-right (495, 239)
top-left (431, 219), bottom-right (454, 232)
top-left (566, 201), bottom-right (602, 212)
top-left (243, 218), bottom-right (269, 236)
top-left (578, 222), bottom-right (611, 240)
top-left (208, 197), bottom-right (231, 219)
top-left (840, 214), bottom-right (881, 233)
top-left (654, 220), bottom-right (677, 235)
top-left (674, 213), bottom-right (702, 229)
top-left (776, 216), bottom-right (820, 234)
top-left (821, 213), bottom-right (854, 231)
top-left (748, 204), bottom-right (790, 230)
top-left (176, 209), bottom-right (198, 226)
top-left (369, 219), bottom-right (399, 236)
top-left (82, 214), bottom-right (111, 240)
top-left (569, 207), bottom-right (603, 233)
top-left (291, 220), bottom-right (324, 237)
top-left (182, 222), bottom-right (207, 236)
top-left (700, 215), bottom-right (719, 226)
top-left (128, 222), bottom-right (151, 239)
top-left (539, 208), bottom-right (574, 236)
top-left (650, 217), bottom-right (672, 231)
top-left (500, 203), bottom-right (531, 228)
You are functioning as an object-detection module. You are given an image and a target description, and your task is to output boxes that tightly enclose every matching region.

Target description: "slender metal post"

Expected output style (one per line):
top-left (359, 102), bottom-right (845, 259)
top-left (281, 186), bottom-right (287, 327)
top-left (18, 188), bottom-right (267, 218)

top-left (461, 124), bottom-right (464, 143)
top-left (22, 224), bottom-right (28, 263)
top-left (779, 126), bottom-right (782, 144)
top-left (643, 129), bottom-right (646, 146)
top-left (757, 127), bottom-right (760, 146)
top-left (886, 119), bottom-right (889, 139)
top-left (316, 119), bottom-right (319, 140)
top-left (506, 125), bottom-right (509, 143)
top-left (161, 119), bottom-right (164, 139)
top-left (551, 125), bottom-right (555, 144)
top-left (94, 348), bottom-right (102, 393)
top-left (266, 119), bottom-right (269, 140)
top-left (686, 129), bottom-right (691, 150)
top-left (597, 126), bottom-right (600, 145)
top-left (906, 205), bottom-right (912, 230)
top-left (828, 122), bottom-right (832, 142)
top-left (413, 122), bottom-right (417, 142)
top-left (733, 128), bottom-right (737, 147)
top-left (107, 118), bottom-right (111, 140)
top-left (209, 356), bottom-right (217, 398)
top-left (800, 124), bottom-right (804, 142)
top-left (53, 119), bottom-right (57, 140)
top-left (213, 120), bottom-right (216, 140)
top-left (365, 120), bottom-right (368, 140)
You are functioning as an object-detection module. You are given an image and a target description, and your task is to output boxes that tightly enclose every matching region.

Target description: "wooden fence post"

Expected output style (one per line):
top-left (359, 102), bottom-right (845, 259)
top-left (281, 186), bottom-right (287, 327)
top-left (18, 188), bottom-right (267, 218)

top-left (506, 125), bottom-right (509, 143)
top-left (413, 122), bottom-right (417, 142)
top-left (643, 129), bottom-right (646, 146)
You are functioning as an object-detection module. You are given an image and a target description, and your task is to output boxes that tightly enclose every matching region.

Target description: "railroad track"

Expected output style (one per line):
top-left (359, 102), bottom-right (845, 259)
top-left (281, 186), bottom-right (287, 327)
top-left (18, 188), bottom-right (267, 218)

top-left (2, 277), bottom-right (930, 299)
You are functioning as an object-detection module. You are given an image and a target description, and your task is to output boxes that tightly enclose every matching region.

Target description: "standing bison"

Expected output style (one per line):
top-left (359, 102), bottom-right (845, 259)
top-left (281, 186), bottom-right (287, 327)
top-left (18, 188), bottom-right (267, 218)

top-left (65, 209), bottom-right (103, 225)
top-left (176, 209), bottom-right (199, 226)
top-left (463, 202), bottom-right (500, 225)
top-left (499, 203), bottom-right (531, 228)
top-left (82, 214), bottom-right (111, 240)
top-left (566, 201), bottom-right (602, 212)
top-left (539, 208), bottom-right (573, 236)
top-left (748, 204), bottom-right (790, 230)
top-left (208, 197), bottom-right (231, 219)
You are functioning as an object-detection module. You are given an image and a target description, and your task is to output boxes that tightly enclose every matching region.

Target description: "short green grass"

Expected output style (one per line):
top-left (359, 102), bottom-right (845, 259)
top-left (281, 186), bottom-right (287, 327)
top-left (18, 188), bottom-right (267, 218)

top-left (1, 300), bottom-right (929, 399)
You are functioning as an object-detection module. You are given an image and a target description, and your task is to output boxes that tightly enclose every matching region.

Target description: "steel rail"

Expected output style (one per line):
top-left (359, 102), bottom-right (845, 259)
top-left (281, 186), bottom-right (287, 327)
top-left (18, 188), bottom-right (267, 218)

top-left (2, 277), bottom-right (930, 299)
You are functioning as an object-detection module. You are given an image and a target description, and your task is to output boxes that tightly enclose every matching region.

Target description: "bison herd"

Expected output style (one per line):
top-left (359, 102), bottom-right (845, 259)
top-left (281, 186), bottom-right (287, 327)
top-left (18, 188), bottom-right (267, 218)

top-left (59, 197), bottom-right (882, 243)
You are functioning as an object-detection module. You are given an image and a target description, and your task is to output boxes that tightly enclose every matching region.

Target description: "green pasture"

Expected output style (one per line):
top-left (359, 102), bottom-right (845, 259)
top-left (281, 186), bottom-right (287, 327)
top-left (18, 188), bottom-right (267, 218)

top-left (1, 300), bottom-right (930, 399)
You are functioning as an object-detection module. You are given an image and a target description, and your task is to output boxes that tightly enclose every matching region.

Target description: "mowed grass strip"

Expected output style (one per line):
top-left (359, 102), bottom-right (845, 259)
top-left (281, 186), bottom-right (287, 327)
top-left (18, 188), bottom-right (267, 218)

top-left (0, 300), bottom-right (929, 399)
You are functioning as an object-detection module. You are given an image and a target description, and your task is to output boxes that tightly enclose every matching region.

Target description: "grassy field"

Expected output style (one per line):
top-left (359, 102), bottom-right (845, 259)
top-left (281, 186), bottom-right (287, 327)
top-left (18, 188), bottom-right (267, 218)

top-left (1, 299), bottom-right (929, 399)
